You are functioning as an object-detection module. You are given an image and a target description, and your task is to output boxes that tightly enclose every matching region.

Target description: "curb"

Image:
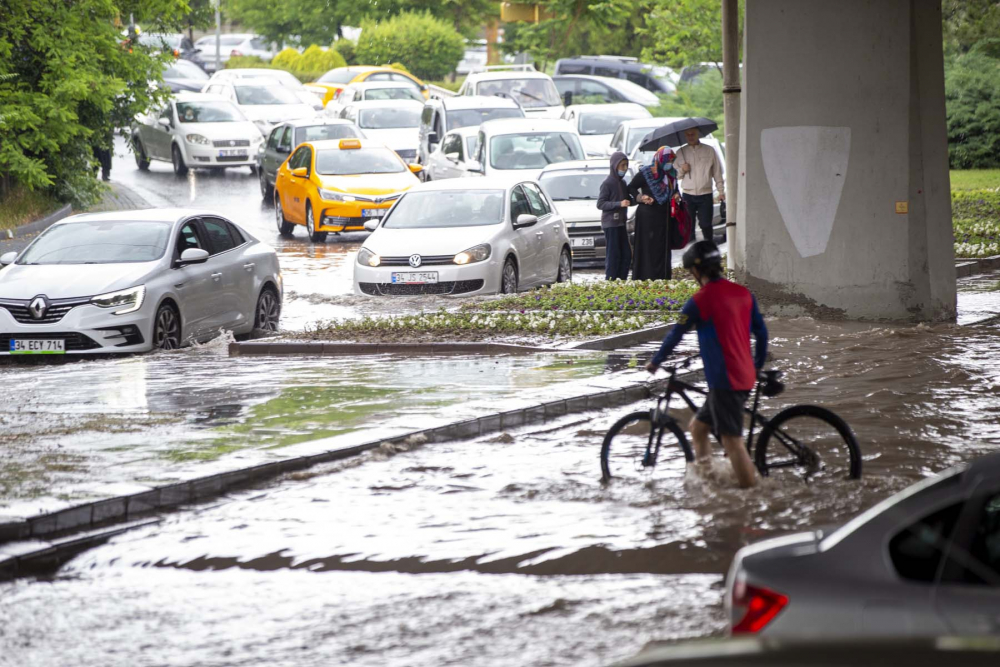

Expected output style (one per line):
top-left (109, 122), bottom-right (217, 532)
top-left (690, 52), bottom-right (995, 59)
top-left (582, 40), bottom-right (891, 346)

top-left (570, 324), bottom-right (672, 351)
top-left (229, 341), bottom-right (555, 356)
top-left (0, 373), bottom-right (685, 574)
top-left (4, 203), bottom-right (72, 240)
top-left (956, 255), bottom-right (1000, 279)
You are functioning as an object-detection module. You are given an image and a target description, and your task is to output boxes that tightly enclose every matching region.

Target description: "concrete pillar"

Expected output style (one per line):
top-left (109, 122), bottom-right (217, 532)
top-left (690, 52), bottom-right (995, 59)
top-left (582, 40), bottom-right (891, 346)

top-left (722, 0), bottom-right (742, 271)
top-left (735, 0), bottom-right (956, 321)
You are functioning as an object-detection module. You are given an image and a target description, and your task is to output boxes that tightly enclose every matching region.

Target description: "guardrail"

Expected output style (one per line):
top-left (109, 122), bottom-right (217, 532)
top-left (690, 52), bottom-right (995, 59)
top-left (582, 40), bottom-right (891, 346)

top-left (427, 83), bottom-right (458, 99)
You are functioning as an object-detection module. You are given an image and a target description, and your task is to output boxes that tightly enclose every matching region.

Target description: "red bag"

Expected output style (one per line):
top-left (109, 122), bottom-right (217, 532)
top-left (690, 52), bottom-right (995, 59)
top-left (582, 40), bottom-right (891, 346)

top-left (669, 198), bottom-right (692, 250)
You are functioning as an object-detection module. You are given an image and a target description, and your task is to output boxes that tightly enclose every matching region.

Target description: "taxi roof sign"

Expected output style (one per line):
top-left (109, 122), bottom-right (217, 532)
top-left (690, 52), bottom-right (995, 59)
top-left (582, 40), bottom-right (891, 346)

top-left (339, 138), bottom-right (362, 150)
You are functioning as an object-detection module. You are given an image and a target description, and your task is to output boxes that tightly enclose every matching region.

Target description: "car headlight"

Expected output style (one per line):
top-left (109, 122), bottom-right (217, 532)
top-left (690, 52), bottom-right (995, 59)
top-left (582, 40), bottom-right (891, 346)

top-left (454, 244), bottom-right (491, 265)
top-left (357, 247), bottom-right (380, 267)
top-left (185, 134), bottom-right (210, 145)
top-left (319, 189), bottom-right (355, 202)
top-left (91, 285), bottom-right (145, 315)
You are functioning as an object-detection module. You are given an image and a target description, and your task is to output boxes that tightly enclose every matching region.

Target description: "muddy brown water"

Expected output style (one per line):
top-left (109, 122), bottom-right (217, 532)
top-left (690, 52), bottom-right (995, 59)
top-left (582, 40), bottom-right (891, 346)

top-left (2, 316), bottom-right (998, 666)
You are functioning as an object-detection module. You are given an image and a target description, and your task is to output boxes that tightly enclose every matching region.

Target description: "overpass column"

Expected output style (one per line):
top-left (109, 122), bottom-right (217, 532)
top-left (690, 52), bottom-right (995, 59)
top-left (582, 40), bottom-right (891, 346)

top-left (735, 0), bottom-right (956, 321)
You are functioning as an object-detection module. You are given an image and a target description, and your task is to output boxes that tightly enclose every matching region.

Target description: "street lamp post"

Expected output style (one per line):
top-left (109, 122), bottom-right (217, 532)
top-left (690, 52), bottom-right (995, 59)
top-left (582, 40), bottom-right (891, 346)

top-left (212, 0), bottom-right (221, 72)
top-left (721, 0), bottom-right (741, 273)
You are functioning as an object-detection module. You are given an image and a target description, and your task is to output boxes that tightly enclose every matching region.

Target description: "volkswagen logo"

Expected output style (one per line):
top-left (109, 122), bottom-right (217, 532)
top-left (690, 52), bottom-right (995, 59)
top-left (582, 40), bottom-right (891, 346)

top-left (28, 296), bottom-right (48, 320)
top-left (408, 254), bottom-right (422, 268)
top-left (229, 140), bottom-right (236, 146)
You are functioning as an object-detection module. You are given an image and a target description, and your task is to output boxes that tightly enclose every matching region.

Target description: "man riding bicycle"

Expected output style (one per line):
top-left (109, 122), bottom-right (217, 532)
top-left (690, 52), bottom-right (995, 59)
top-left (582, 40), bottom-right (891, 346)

top-left (645, 241), bottom-right (768, 488)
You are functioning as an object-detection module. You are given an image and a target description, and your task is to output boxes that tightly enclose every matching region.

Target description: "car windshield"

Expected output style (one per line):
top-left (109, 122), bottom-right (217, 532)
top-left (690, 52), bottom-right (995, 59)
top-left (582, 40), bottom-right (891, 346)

top-left (489, 132), bottom-right (585, 170)
top-left (364, 87), bottom-right (424, 102)
top-left (295, 124), bottom-right (361, 144)
top-left (465, 136), bottom-right (479, 158)
top-left (447, 107), bottom-right (523, 129)
top-left (627, 126), bottom-right (661, 153)
top-left (475, 78), bottom-right (561, 108)
top-left (357, 107), bottom-right (421, 129)
top-left (579, 109), bottom-right (650, 136)
top-left (315, 148), bottom-right (405, 175)
top-left (538, 172), bottom-right (606, 201)
top-left (384, 190), bottom-right (504, 229)
top-left (198, 35), bottom-right (246, 47)
top-left (234, 85), bottom-right (300, 105)
top-left (18, 221), bottom-right (171, 265)
top-left (317, 69), bottom-right (360, 84)
top-left (176, 102), bottom-right (245, 123)
top-left (164, 61), bottom-right (209, 80)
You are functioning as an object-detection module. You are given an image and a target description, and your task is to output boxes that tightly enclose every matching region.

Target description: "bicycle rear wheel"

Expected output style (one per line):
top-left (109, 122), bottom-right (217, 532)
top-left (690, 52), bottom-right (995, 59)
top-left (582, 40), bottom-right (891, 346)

top-left (600, 410), bottom-right (693, 482)
top-left (754, 405), bottom-right (862, 481)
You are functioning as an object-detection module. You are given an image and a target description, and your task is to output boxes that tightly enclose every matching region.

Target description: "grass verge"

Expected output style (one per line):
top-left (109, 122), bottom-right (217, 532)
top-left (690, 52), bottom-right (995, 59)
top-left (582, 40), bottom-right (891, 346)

top-left (0, 186), bottom-right (63, 231)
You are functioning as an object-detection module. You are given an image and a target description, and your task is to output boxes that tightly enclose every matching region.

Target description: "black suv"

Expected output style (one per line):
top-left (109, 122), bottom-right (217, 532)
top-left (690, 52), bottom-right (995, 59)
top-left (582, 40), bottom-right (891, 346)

top-left (554, 56), bottom-right (674, 93)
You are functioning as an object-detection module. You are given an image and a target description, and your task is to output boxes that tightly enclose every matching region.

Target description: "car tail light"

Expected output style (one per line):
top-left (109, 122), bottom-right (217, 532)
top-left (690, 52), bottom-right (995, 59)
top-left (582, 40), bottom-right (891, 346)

top-left (231, 49), bottom-right (243, 57)
top-left (731, 578), bottom-right (788, 634)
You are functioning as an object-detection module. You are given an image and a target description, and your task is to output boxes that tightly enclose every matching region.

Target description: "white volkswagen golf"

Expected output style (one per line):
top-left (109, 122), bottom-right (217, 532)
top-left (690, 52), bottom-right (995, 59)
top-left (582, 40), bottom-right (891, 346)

top-left (354, 178), bottom-right (572, 296)
top-left (0, 209), bottom-right (282, 355)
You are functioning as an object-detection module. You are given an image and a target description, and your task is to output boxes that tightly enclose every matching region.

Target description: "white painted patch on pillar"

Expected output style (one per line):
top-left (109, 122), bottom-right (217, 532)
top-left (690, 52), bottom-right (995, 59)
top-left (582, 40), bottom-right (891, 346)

top-left (761, 126), bottom-right (851, 258)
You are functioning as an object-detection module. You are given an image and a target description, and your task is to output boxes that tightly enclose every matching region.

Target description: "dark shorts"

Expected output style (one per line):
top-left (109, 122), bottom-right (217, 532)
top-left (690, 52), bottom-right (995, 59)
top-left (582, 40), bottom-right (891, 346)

top-left (695, 389), bottom-right (749, 437)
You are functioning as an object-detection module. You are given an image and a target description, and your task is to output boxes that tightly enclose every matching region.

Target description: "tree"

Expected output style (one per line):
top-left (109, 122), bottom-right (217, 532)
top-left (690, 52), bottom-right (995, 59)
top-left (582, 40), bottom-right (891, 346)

top-left (355, 12), bottom-right (465, 80)
top-left (943, 0), bottom-right (1000, 54)
top-left (945, 47), bottom-right (1000, 168)
top-left (638, 0), bottom-right (743, 71)
top-left (228, 0), bottom-right (348, 47)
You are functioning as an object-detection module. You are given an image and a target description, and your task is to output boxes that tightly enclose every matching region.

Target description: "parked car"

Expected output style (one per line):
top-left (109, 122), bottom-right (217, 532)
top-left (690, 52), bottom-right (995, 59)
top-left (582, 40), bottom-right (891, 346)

top-left (555, 55), bottom-right (677, 94)
top-left (194, 33), bottom-right (276, 72)
top-left (553, 74), bottom-right (661, 108)
top-left (466, 118), bottom-right (586, 181)
top-left (273, 138), bottom-right (421, 242)
top-left (208, 69), bottom-right (324, 111)
top-left (131, 92), bottom-right (264, 176)
top-left (354, 178), bottom-right (572, 296)
top-left (338, 99), bottom-right (423, 163)
top-left (537, 160), bottom-right (636, 268)
top-left (417, 95), bottom-right (524, 168)
top-left (304, 66), bottom-right (428, 107)
top-left (201, 79), bottom-right (317, 136)
top-left (607, 117), bottom-right (685, 158)
top-left (422, 126), bottom-right (481, 182)
top-left (325, 81), bottom-right (424, 117)
top-left (257, 118), bottom-right (365, 200)
top-left (457, 65), bottom-right (564, 119)
top-left (0, 209), bottom-right (281, 354)
top-left (139, 32), bottom-right (207, 71)
top-left (562, 103), bottom-right (652, 157)
top-left (161, 59), bottom-right (210, 93)
top-left (726, 453), bottom-right (1000, 638)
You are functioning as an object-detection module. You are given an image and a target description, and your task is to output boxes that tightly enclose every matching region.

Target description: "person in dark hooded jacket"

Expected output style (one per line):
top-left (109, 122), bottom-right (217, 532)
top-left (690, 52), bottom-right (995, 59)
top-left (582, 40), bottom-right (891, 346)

top-left (596, 151), bottom-right (633, 280)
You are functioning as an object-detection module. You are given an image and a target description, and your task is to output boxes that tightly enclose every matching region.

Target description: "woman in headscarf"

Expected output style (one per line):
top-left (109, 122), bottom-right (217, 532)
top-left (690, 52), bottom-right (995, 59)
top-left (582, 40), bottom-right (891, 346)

top-left (627, 146), bottom-right (678, 280)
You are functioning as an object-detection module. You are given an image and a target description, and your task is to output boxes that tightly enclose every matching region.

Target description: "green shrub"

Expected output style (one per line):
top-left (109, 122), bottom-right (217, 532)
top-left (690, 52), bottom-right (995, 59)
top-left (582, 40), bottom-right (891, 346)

top-left (333, 39), bottom-right (357, 66)
top-left (648, 71), bottom-right (724, 131)
top-left (945, 48), bottom-right (1000, 169)
top-left (272, 48), bottom-right (301, 71)
top-left (355, 12), bottom-right (464, 81)
top-left (226, 55), bottom-right (268, 69)
top-left (296, 45), bottom-right (346, 75)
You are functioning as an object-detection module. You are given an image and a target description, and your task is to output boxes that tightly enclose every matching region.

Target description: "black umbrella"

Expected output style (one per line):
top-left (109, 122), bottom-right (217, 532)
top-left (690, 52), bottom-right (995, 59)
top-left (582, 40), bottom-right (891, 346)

top-left (638, 117), bottom-right (719, 152)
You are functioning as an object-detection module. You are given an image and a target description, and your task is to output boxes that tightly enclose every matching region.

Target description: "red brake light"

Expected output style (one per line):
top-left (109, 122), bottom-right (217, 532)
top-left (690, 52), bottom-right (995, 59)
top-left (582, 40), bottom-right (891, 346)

top-left (731, 580), bottom-right (788, 634)
top-left (231, 49), bottom-right (242, 57)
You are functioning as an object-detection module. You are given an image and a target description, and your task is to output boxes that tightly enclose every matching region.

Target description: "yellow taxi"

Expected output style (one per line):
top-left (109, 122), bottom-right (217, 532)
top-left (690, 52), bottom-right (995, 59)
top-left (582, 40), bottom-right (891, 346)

top-left (304, 66), bottom-right (428, 107)
top-left (273, 138), bottom-right (422, 243)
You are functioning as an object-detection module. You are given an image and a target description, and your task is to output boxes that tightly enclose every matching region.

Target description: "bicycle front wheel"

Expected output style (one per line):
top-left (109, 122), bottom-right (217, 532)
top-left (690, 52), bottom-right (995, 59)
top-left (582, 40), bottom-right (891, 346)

top-left (754, 405), bottom-right (862, 481)
top-left (600, 410), bottom-right (693, 482)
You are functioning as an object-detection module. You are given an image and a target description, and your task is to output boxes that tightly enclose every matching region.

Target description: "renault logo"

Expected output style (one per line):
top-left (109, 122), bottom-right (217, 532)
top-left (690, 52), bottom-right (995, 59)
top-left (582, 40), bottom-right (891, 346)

top-left (408, 254), bottom-right (422, 268)
top-left (28, 296), bottom-right (48, 320)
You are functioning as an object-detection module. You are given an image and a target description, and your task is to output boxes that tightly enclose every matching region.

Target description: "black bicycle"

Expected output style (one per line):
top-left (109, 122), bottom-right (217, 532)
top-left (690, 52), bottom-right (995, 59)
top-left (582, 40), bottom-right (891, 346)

top-left (600, 356), bottom-right (862, 482)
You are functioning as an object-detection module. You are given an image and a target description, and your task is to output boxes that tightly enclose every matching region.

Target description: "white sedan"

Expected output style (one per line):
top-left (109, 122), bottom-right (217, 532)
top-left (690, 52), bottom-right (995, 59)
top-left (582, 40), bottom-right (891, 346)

top-left (0, 209), bottom-right (282, 355)
top-left (131, 92), bottom-right (264, 176)
top-left (354, 178), bottom-right (572, 296)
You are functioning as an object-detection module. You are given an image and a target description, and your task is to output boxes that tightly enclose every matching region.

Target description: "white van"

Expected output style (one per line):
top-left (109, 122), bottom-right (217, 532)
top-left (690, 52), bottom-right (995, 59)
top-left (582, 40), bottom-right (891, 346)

top-left (457, 65), bottom-right (564, 119)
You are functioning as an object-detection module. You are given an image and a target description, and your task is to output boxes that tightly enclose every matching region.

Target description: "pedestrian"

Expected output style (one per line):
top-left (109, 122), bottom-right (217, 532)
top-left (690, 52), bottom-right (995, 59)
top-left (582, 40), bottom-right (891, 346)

top-left (596, 151), bottom-right (633, 280)
top-left (645, 241), bottom-right (768, 488)
top-left (627, 146), bottom-right (677, 280)
top-left (93, 126), bottom-right (113, 182)
top-left (675, 128), bottom-right (725, 243)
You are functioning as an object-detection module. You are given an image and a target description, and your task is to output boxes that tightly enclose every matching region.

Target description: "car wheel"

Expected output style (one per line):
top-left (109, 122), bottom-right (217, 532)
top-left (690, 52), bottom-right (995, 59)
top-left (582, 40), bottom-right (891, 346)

top-left (259, 167), bottom-right (273, 200)
top-left (306, 203), bottom-right (327, 243)
top-left (152, 303), bottom-right (181, 350)
top-left (248, 165), bottom-right (258, 177)
top-left (253, 286), bottom-right (281, 333)
top-left (557, 247), bottom-right (572, 283)
top-left (274, 196), bottom-right (295, 237)
top-left (501, 257), bottom-right (518, 294)
top-left (134, 139), bottom-right (151, 171)
top-left (171, 144), bottom-right (188, 176)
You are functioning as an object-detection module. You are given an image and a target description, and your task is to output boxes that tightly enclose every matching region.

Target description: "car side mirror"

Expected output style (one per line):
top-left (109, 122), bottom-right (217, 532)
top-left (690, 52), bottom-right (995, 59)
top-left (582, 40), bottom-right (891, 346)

top-left (278, 145), bottom-right (290, 155)
top-left (0, 251), bottom-right (17, 266)
top-left (291, 167), bottom-right (309, 178)
top-left (468, 160), bottom-right (484, 174)
top-left (563, 91), bottom-right (573, 107)
top-left (445, 152), bottom-right (460, 163)
top-left (363, 220), bottom-right (379, 232)
top-left (175, 247), bottom-right (209, 267)
top-left (158, 117), bottom-right (172, 128)
top-left (427, 131), bottom-right (439, 146)
top-left (408, 163), bottom-right (423, 174)
top-left (514, 213), bottom-right (538, 229)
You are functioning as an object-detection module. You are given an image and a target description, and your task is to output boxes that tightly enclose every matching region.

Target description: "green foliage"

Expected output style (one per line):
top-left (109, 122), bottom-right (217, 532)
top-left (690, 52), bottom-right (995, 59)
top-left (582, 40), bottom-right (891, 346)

top-left (952, 190), bottom-right (1000, 258)
top-left (226, 55), bottom-right (269, 69)
top-left (355, 12), bottom-right (464, 80)
top-left (640, 0), bottom-right (744, 70)
top-left (272, 48), bottom-right (301, 70)
top-left (466, 279), bottom-right (697, 314)
top-left (296, 45), bottom-right (346, 74)
top-left (427, 78), bottom-right (464, 93)
top-left (943, 0), bottom-right (1000, 55)
top-left (0, 0), bottom-right (184, 206)
top-left (945, 49), bottom-right (1000, 169)
top-left (333, 39), bottom-right (358, 66)
top-left (0, 183), bottom-right (61, 231)
top-left (228, 0), bottom-right (346, 47)
top-left (647, 73), bottom-right (724, 130)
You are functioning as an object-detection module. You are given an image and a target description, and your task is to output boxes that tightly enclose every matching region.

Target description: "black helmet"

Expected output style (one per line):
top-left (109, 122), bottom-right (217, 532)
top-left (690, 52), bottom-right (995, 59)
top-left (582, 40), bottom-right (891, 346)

top-left (682, 240), bottom-right (722, 270)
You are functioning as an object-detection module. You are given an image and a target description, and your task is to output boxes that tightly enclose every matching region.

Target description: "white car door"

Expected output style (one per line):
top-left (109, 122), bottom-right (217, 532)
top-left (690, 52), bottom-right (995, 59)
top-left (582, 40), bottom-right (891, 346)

top-left (438, 132), bottom-right (465, 180)
top-left (198, 217), bottom-right (252, 332)
top-left (171, 221), bottom-right (221, 340)
top-left (521, 182), bottom-right (562, 282)
top-left (145, 104), bottom-right (174, 160)
top-left (508, 185), bottom-right (541, 287)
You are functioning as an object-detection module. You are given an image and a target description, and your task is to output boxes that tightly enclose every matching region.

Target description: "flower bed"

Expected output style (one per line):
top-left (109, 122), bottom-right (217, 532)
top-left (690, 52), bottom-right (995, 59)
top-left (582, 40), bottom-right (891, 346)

top-left (465, 279), bottom-right (699, 314)
top-left (953, 190), bottom-right (1000, 258)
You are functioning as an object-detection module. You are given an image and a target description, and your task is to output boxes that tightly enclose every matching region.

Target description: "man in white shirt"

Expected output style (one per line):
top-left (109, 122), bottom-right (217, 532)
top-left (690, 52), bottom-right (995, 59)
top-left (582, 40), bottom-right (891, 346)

top-left (675, 128), bottom-right (725, 243)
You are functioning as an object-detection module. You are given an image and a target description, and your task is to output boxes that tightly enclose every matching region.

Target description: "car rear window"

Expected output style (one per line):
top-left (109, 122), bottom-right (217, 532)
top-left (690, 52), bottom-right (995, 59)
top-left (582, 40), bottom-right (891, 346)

top-left (447, 107), bottom-right (523, 130)
top-left (317, 69), bottom-right (361, 84)
top-left (295, 124), bottom-right (360, 144)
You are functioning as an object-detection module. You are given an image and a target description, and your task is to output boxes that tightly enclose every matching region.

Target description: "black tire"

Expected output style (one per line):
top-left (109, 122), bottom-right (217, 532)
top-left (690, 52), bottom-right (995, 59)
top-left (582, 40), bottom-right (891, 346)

top-left (171, 144), bottom-right (188, 176)
top-left (274, 196), bottom-right (295, 237)
top-left (557, 247), bottom-right (572, 283)
top-left (248, 165), bottom-right (258, 177)
top-left (152, 302), bottom-right (182, 351)
top-left (134, 139), bottom-right (151, 171)
top-left (501, 257), bottom-right (518, 294)
top-left (601, 410), bottom-right (693, 482)
top-left (253, 286), bottom-right (281, 333)
top-left (754, 405), bottom-right (862, 481)
top-left (305, 203), bottom-right (327, 243)
top-left (259, 167), bottom-right (273, 200)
